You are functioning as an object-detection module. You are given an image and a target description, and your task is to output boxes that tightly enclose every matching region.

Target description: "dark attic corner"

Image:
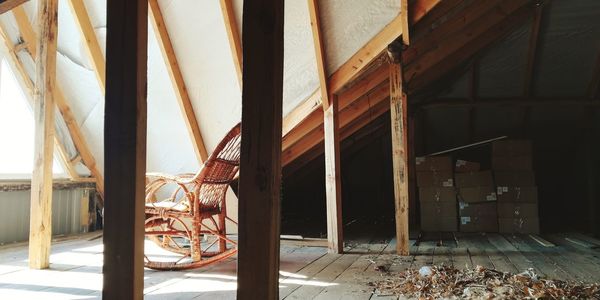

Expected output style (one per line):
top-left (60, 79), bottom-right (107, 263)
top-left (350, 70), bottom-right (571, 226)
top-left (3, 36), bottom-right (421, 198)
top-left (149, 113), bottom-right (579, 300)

top-left (0, 0), bottom-right (599, 299)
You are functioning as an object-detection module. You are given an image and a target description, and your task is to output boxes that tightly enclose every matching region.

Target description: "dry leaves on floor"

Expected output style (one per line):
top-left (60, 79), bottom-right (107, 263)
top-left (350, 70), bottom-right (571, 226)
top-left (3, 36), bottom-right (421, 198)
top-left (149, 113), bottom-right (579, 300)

top-left (370, 265), bottom-right (600, 299)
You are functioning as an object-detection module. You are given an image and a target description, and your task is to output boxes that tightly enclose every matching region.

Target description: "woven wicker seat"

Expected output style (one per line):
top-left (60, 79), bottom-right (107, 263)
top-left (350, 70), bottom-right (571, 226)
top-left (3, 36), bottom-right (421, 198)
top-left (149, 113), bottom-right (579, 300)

top-left (143, 123), bottom-right (241, 270)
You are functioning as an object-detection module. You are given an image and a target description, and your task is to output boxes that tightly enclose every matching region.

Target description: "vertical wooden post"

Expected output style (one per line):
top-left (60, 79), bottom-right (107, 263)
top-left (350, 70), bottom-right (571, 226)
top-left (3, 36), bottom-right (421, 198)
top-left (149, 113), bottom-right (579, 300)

top-left (324, 95), bottom-right (343, 253)
top-left (388, 43), bottom-right (410, 256)
top-left (237, 0), bottom-right (284, 299)
top-left (103, 0), bottom-right (147, 299)
top-left (28, 0), bottom-right (58, 270)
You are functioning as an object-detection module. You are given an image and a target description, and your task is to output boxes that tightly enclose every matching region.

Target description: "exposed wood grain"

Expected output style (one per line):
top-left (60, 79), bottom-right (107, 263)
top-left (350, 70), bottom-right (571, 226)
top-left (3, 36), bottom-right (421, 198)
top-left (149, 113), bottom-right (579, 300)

top-left (11, 6), bottom-right (104, 195)
top-left (324, 95), bottom-right (343, 254)
top-left (28, 0), bottom-right (58, 270)
top-left (308, 0), bottom-right (331, 110)
top-left (219, 0), bottom-right (242, 89)
top-left (237, 0), bottom-right (284, 298)
top-left (389, 62), bottom-right (409, 256)
top-left (149, 0), bottom-right (209, 163)
top-left (0, 0), bottom-right (27, 14)
top-left (67, 0), bottom-right (105, 91)
top-left (103, 0), bottom-right (148, 298)
top-left (400, 0), bottom-right (410, 45)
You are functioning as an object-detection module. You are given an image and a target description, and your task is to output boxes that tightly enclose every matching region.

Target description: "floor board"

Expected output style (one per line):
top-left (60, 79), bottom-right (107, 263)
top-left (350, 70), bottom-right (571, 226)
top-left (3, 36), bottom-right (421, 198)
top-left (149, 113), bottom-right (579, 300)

top-left (0, 231), bottom-right (598, 299)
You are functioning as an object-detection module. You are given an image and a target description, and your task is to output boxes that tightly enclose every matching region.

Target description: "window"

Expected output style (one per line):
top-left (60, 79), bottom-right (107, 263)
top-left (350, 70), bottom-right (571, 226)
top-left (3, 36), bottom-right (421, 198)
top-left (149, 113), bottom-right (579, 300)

top-left (0, 58), bottom-right (66, 179)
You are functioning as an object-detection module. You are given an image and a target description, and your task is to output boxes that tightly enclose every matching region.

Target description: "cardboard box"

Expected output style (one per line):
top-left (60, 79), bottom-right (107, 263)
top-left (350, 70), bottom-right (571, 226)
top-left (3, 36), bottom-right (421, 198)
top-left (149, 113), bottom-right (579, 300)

top-left (492, 140), bottom-right (532, 157)
top-left (417, 171), bottom-right (454, 187)
top-left (497, 203), bottom-right (538, 218)
top-left (421, 216), bottom-right (458, 232)
top-left (460, 216), bottom-right (499, 232)
top-left (494, 171), bottom-right (536, 186)
top-left (455, 159), bottom-right (481, 173)
top-left (416, 156), bottom-right (453, 172)
top-left (455, 171), bottom-right (494, 188)
top-left (419, 187), bottom-right (456, 203)
top-left (459, 202), bottom-right (498, 217)
top-left (492, 156), bottom-right (533, 171)
top-left (498, 218), bottom-right (539, 234)
top-left (457, 186), bottom-right (497, 203)
top-left (496, 186), bottom-right (538, 203)
top-left (421, 201), bottom-right (457, 219)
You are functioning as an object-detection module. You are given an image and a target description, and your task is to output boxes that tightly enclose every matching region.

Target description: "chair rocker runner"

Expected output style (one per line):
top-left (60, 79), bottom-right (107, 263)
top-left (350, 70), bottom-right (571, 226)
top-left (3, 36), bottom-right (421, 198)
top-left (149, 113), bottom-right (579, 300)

top-left (144, 123), bottom-right (241, 270)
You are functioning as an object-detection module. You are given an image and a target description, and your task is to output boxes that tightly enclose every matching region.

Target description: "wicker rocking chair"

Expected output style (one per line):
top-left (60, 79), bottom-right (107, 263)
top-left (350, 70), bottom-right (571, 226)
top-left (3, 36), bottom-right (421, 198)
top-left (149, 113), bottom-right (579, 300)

top-left (144, 123), bottom-right (241, 270)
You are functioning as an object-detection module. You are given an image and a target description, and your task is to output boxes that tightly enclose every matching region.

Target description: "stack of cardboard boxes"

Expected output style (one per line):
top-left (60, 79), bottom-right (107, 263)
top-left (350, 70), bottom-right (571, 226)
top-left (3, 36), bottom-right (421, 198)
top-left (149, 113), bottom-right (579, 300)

top-left (492, 140), bottom-right (539, 233)
top-left (456, 170), bottom-right (498, 232)
top-left (416, 156), bottom-right (456, 231)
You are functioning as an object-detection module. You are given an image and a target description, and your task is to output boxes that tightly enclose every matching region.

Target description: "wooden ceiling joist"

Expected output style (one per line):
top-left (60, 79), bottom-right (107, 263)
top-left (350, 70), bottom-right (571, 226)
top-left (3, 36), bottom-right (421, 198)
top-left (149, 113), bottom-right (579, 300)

top-left (67, 0), bottom-right (105, 92)
top-left (11, 7), bottom-right (104, 194)
top-left (219, 0), bottom-right (242, 89)
top-left (0, 0), bottom-right (27, 15)
top-left (400, 0), bottom-right (410, 45)
top-left (149, 0), bottom-right (209, 163)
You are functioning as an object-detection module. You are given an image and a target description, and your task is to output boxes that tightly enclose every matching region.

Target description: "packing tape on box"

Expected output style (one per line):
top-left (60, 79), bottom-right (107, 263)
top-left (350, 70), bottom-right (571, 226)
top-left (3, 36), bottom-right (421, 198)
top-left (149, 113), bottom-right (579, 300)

top-left (461, 217), bottom-right (471, 224)
top-left (456, 159), bottom-right (466, 167)
top-left (459, 202), bottom-right (469, 210)
top-left (515, 187), bottom-right (521, 200)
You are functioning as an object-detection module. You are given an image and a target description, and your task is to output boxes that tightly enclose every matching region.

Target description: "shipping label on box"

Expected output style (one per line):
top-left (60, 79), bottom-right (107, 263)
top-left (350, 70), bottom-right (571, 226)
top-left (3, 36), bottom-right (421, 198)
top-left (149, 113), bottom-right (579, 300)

top-left (415, 156), bottom-right (453, 172)
top-left (497, 202), bottom-right (538, 218)
top-left (457, 186), bottom-right (497, 203)
top-left (417, 171), bottom-right (454, 187)
top-left (497, 186), bottom-right (538, 202)
top-left (455, 170), bottom-right (494, 188)
top-left (494, 171), bottom-right (536, 186)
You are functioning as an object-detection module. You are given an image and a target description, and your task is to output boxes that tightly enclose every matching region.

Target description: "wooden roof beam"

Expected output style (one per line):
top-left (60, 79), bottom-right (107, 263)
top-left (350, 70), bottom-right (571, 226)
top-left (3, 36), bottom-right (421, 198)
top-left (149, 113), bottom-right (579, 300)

top-left (283, 0), bottom-right (442, 135)
top-left (149, 0), bottom-right (209, 162)
top-left (11, 6), bottom-right (104, 196)
top-left (0, 0), bottom-right (27, 15)
top-left (401, 0), bottom-right (410, 45)
top-left (67, 0), bottom-right (105, 92)
top-left (219, 0), bottom-right (242, 89)
top-left (523, 3), bottom-right (544, 97)
top-left (308, 0), bottom-right (331, 110)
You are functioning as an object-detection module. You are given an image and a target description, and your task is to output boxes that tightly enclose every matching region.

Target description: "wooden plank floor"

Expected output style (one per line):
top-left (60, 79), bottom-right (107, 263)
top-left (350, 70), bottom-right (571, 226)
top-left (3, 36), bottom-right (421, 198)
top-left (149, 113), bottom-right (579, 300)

top-left (0, 231), bottom-right (599, 299)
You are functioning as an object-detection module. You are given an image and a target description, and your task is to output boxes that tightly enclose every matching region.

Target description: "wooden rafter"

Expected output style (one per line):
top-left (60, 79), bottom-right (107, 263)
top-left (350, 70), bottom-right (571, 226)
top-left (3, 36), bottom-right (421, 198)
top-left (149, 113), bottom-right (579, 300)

top-left (283, 0), bottom-right (536, 167)
top-left (67, 0), bottom-right (105, 92)
top-left (149, 0), bottom-right (209, 163)
top-left (29, 0), bottom-right (57, 270)
top-left (401, 0), bottom-right (410, 45)
top-left (219, 0), bottom-right (242, 89)
top-left (12, 7), bottom-right (104, 195)
top-left (0, 0), bottom-right (26, 15)
top-left (282, 0), bottom-right (442, 135)
top-left (523, 3), bottom-right (544, 97)
top-left (308, 0), bottom-right (331, 110)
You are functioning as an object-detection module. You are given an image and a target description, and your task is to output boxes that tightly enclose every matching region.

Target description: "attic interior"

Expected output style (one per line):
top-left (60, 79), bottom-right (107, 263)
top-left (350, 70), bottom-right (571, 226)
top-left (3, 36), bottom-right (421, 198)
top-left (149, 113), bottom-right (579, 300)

top-left (0, 0), bottom-right (599, 299)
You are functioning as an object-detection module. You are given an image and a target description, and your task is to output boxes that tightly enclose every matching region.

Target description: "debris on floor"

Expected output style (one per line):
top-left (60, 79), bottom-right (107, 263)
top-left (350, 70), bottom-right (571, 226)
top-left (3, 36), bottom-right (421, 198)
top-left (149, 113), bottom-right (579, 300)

top-left (370, 265), bottom-right (600, 299)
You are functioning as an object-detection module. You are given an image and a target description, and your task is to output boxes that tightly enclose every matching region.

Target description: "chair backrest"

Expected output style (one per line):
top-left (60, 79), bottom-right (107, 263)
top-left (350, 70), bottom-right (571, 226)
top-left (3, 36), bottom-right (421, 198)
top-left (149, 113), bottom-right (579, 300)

top-left (195, 123), bottom-right (241, 209)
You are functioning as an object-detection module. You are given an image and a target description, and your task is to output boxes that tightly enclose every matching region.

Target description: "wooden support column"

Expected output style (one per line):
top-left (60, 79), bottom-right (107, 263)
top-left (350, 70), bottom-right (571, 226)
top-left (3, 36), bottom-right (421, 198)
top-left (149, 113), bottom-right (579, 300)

top-left (388, 42), bottom-right (409, 256)
top-left (237, 0), bottom-right (284, 299)
top-left (28, 0), bottom-right (58, 270)
top-left (324, 95), bottom-right (343, 253)
top-left (308, 0), bottom-right (343, 253)
top-left (103, 0), bottom-right (147, 299)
